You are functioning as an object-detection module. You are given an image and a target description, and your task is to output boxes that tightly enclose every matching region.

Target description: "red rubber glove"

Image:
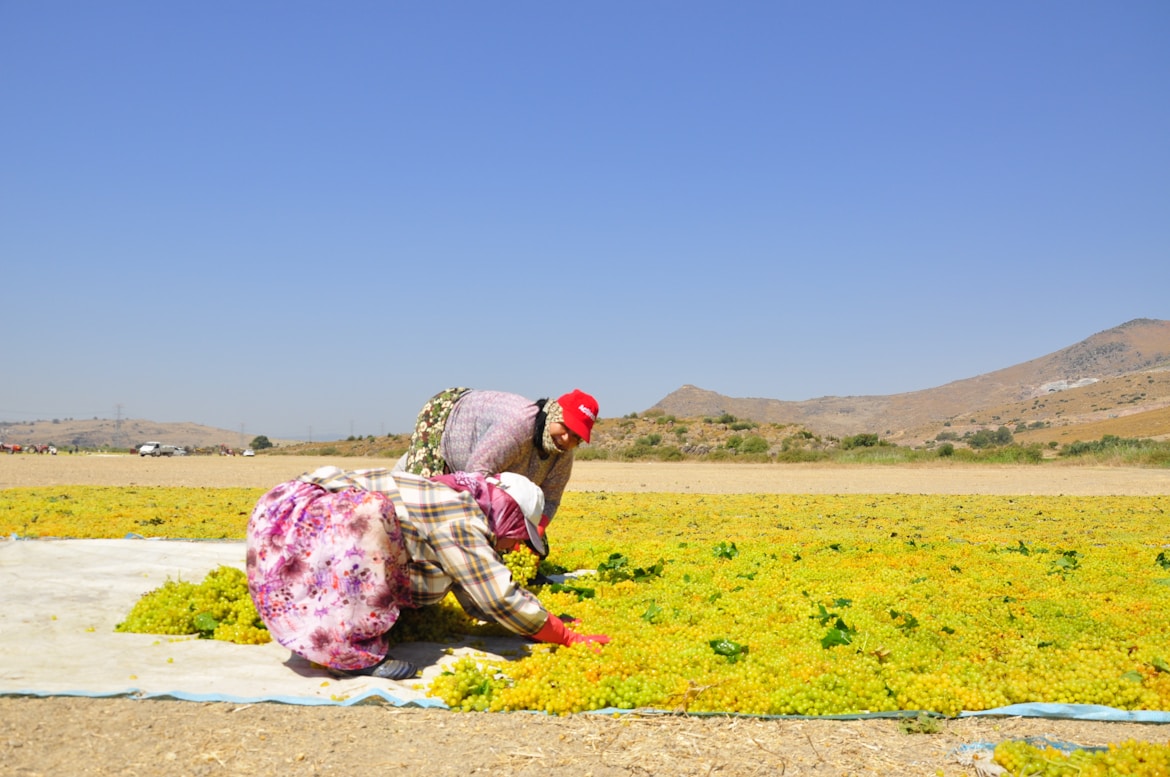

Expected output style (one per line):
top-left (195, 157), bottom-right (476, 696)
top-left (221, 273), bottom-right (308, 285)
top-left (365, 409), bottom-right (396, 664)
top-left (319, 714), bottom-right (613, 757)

top-left (532, 613), bottom-right (610, 648)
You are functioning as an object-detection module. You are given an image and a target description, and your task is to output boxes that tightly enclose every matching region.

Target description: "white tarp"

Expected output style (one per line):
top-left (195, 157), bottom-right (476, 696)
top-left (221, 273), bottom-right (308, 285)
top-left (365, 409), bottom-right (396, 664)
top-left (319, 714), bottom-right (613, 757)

top-left (0, 537), bottom-right (527, 707)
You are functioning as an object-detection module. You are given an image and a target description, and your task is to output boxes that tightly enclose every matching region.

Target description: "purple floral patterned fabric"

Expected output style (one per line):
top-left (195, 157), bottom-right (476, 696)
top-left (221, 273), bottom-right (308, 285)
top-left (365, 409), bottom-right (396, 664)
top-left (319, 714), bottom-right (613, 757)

top-left (245, 479), bottom-right (414, 670)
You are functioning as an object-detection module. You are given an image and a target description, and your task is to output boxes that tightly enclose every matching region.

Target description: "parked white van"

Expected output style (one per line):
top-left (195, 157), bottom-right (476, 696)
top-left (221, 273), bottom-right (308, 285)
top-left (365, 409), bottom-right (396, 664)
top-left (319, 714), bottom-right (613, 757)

top-left (138, 442), bottom-right (181, 457)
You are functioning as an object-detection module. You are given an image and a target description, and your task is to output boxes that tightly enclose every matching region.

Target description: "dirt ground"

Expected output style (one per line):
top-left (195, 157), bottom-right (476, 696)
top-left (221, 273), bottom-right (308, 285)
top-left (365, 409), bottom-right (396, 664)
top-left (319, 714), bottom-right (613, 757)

top-left (3, 455), bottom-right (1169, 776)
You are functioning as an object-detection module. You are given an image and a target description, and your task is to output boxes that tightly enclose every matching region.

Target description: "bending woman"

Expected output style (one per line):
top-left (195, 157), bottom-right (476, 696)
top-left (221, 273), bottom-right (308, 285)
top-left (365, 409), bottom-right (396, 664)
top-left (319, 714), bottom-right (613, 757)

top-left (396, 387), bottom-right (598, 527)
top-left (246, 466), bottom-right (608, 680)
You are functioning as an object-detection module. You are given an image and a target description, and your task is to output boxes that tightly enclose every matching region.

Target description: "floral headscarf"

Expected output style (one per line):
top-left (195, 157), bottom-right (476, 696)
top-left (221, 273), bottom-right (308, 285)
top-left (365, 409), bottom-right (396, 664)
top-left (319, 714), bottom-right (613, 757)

top-left (539, 399), bottom-right (564, 455)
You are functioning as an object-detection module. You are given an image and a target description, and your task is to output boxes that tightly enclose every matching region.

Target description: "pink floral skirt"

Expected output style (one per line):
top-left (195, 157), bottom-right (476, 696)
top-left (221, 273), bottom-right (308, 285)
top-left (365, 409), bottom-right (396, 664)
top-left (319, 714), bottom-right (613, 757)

top-left (245, 480), bottom-right (414, 670)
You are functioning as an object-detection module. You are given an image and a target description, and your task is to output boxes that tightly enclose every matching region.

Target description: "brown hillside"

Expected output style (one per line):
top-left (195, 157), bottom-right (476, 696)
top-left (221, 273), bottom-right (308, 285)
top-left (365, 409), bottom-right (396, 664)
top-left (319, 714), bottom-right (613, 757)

top-left (652, 319), bottom-right (1170, 444)
top-left (947, 369), bottom-right (1170, 445)
top-left (1014, 403), bottom-right (1170, 445)
top-left (7, 320), bottom-right (1169, 453)
top-left (0, 417), bottom-right (298, 453)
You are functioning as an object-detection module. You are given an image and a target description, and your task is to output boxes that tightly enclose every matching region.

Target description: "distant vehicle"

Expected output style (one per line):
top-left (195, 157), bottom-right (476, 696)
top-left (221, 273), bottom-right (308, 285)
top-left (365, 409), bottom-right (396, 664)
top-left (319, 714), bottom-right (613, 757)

top-left (242, 448), bottom-right (255, 457)
top-left (139, 442), bottom-right (181, 457)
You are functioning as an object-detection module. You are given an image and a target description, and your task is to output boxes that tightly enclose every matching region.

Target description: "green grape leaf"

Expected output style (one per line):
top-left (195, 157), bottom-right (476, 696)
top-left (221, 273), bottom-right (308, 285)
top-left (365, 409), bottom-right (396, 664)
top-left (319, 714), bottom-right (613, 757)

top-left (641, 601), bottom-right (663, 623)
top-left (548, 583), bottom-right (595, 600)
top-left (820, 618), bottom-right (857, 649)
top-left (712, 541), bottom-right (739, 560)
top-left (193, 612), bottom-right (219, 636)
top-left (597, 552), bottom-right (630, 581)
top-left (814, 604), bottom-right (836, 626)
top-left (709, 638), bottom-right (749, 663)
top-left (632, 559), bottom-right (665, 582)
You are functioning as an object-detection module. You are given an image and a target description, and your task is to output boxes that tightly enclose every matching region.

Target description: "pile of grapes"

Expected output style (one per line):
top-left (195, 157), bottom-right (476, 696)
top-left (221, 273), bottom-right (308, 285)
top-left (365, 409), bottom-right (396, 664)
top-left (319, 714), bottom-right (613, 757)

top-left (114, 548), bottom-right (542, 647)
top-left (26, 486), bottom-right (1169, 723)
top-left (0, 485), bottom-right (260, 539)
top-left (994, 738), bottom-right (1170, 776)
top-left (115, 565), bottom-right (270, 645)
top-left (426, 492), bottom-right (1170, 718)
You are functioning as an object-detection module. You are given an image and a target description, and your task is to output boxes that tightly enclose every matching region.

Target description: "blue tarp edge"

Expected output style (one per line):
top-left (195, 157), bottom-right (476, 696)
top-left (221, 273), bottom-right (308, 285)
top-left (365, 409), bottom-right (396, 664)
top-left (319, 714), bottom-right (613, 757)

top-left (4, 688), bottom-right (1169, 722)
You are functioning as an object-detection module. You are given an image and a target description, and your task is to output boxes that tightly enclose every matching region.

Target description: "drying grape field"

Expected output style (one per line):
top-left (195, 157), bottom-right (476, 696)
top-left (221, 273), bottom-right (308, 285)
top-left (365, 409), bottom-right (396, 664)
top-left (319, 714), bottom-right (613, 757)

top-left (2, 455), bottom-right (1169, 776)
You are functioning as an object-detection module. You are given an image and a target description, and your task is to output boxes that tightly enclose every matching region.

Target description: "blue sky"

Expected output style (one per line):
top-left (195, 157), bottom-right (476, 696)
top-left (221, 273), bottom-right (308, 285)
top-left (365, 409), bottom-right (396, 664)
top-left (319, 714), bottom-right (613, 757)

top-left (3, 2), bottom-right (1168, 441)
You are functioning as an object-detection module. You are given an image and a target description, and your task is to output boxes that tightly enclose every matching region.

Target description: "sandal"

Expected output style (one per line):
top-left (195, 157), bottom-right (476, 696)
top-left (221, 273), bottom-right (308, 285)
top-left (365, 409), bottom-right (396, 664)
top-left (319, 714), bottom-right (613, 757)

top-left (346, 657), bottom-right (419, 681)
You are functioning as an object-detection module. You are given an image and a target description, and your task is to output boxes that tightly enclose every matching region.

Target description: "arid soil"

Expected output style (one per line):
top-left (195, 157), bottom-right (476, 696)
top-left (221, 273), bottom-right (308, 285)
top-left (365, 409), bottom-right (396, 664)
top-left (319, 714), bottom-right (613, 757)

top-left (4, 455), bottom-right (1169, 495)
top-left (3, 455), bottom-right (1169, 776)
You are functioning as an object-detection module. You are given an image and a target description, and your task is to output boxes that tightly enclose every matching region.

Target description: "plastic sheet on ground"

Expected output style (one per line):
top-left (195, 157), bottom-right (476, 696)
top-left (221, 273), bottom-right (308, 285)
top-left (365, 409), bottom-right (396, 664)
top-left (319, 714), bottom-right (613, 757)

top-left (4, 537), bottom-right (1170, 722)
top-left (951, 736), bottom-right (1110, 777)
top-left (0, 537), bottom-right (529, 707)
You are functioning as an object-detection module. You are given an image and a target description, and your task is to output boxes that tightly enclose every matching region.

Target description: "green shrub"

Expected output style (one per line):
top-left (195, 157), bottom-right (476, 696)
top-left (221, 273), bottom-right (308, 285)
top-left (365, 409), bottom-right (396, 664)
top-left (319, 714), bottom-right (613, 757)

top-left (966, 426), bottom-right (1014, 449)
top-left (1061, 435), bottom-right (1148, 457)
top-left (739, 435), bottom-right (769, 455)
top-left (576, 446), bottom-right (610, 461)
top-left (837, 446), bottom-right (912, 464)
top-left (1059, 435), bottom-right (1170, 466)
top-left (620, 444), bottom-right (655, 460)
top-left (774, 448), bottom-right (830, 463)
top-left (840, 433), bottom-right (881, 450)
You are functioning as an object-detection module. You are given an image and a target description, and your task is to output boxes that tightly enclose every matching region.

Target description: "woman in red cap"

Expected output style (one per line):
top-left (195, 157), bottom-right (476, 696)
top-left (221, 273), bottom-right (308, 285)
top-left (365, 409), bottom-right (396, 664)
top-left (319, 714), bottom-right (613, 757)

top-left (396, 388), bottom-right (598, 537)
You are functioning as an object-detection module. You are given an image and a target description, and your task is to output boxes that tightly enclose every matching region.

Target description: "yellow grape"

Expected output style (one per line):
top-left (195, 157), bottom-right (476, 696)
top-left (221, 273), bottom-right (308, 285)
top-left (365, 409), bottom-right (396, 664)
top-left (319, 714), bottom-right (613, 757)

top-left (503, 547), bottom-right (539, 586)
top-left (994, 738), bottom-right (1170, 776)
top-left (18, 485), bottom-right (1169, 720)
top-left (116, 565), bottom-right (270, 645)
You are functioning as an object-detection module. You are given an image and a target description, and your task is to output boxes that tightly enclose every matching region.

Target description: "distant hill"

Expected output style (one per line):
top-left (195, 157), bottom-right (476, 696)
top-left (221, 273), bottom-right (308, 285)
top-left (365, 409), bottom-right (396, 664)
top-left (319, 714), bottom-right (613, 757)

top-left (650, 318), bottom-right (1170, 445)
top-left (6, 319), bottom-right (1169, 453)
top-left (0, 417), bottom-right (298, 453)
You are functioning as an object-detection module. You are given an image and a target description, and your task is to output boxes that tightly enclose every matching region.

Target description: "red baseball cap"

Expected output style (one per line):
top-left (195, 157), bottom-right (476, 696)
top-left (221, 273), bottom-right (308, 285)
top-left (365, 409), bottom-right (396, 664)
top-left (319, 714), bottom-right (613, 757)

top-left (557, 389), bottom-right (599, 443)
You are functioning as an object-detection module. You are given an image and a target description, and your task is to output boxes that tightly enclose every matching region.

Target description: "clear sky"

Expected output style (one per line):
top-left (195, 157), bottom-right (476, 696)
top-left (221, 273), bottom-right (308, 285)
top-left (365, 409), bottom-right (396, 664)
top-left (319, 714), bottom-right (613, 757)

top-left (2, 2), bottom-right (1168, 441)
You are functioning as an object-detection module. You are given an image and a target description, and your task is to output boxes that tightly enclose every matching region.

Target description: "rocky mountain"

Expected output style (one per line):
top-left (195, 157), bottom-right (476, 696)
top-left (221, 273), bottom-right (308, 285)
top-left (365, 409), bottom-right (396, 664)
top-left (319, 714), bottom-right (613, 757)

top-left (6, 319), bottom-right (1169, 453)
top-left (649, 318), bottom-right (1170, 445)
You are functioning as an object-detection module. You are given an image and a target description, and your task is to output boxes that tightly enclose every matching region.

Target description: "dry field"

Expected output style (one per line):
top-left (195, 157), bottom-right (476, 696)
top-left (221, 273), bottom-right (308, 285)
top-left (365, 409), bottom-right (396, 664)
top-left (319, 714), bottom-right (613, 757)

top-left (4, 454), bottom-right (1170, 494)
top-left (3, 455), bottom-right (1169, 777)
